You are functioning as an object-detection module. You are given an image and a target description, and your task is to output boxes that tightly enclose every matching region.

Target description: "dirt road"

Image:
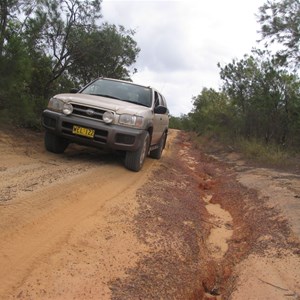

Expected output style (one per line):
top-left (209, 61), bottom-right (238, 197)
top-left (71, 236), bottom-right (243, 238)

top-left (0, 128), bottom-right (299, 299)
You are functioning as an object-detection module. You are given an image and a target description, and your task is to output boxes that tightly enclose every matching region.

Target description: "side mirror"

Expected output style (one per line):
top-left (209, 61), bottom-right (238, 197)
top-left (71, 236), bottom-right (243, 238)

top-left (154, 105), bottom-right (168, 114)
top-left (70, 88), bottom-right (79, 93)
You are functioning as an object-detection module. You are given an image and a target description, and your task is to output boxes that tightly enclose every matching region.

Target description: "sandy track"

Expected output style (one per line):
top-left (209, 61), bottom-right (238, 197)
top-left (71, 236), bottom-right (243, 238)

top-left (0, 129), bottom-right (176, 299)
top-left (1, 128), bottom-right (300, 299)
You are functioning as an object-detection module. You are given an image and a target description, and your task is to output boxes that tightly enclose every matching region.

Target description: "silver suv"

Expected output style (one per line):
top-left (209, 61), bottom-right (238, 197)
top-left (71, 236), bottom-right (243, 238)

top-left (42, 78), bottom-right (169, 171)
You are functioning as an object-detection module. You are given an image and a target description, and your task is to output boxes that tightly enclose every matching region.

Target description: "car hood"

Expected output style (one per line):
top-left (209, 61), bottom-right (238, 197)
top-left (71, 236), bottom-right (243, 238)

top-left (54, 93), bottom-right (152, 115)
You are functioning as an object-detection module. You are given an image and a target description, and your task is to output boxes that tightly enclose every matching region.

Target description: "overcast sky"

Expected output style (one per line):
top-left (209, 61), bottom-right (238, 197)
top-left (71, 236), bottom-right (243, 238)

top-left (101, 0), bottom-right (266, 116)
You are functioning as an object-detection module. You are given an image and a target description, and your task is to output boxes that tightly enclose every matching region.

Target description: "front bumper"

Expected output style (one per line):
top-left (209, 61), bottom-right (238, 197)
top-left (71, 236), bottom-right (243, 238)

top-left (42, 109), bottom-right (145, 151)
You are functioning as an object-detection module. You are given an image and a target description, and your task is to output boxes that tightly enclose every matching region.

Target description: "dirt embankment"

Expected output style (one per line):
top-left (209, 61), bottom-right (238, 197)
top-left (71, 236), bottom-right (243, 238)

top-left (0, 128), bottom-right (299, 299)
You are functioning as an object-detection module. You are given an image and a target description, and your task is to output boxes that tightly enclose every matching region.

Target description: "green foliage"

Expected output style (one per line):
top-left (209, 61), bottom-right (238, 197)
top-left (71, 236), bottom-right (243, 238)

top-left (169, 114), bottom-right (194, 131)
top-left (0, 0), bottom-right (22, 56)
top-left (190, 88), bottom-right (234, 136)
top-left (169, 116), bottom-right (182, 129)
top-left (25, 0), bottom-right (102, 95)
top-left (0, 22), bottom-right (33, 123)
top-left (258, 0), bottom-right (300, 68)
top-left (174, 50), bottom-right (300, 153)
top-left (169, 0), bottom-right (300, 154)
top-left (218, 49), bottom-right (300, 147)
top-left (0, 0), bottom-right (140, 128)
top-left (68, 23), bottom-right (140, 85)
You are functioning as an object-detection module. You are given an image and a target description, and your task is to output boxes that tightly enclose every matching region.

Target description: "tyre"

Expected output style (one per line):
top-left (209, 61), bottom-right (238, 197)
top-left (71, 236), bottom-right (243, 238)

top-left (44, 131), bottom-right (69, 154)
top-left (125, 132), bottom-right (150, 172)
top-left (149, 132), bottom-right (166, 159)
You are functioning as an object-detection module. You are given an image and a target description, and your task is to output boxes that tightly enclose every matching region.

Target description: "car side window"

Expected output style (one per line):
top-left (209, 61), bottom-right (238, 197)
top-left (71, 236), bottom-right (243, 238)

top-left (160, 94), bottom-right (167, 107)
top-left (154, 91), bottom-right (168, 113)
top-left (154, 92), bottom-right (160, 107)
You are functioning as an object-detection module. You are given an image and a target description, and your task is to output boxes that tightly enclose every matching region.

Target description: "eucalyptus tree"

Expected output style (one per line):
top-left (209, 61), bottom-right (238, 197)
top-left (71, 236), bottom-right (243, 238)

top-left (0, 0), bottom-right (141, 127)
top-left (67, 23), bottom-right (140, 85)
top-left (24, 0), bottom-right (102, 96)
top-left (218, 49), bottom-right (300, 145)
top-left (0, 0), bottom-right (18, 56)
top-left (0, 0), bottom-right (39, 57)
top-left (0, 0), bottom-right (34, 118)
top-left (191, 88), bottom-right (232, 135)
top-left (258, 0), bottom-right (300, 68)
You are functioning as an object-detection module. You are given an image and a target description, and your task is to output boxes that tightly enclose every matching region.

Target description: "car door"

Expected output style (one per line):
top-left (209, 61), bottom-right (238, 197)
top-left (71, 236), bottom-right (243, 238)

top-left (152, 91), bottom-right (168, 145)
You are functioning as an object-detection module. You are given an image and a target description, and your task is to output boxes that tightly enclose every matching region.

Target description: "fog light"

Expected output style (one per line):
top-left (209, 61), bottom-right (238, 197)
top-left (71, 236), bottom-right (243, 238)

top-left (63, 103), bottom-right (73, 115)
top-left (103, 111), bottom-right (114, 124)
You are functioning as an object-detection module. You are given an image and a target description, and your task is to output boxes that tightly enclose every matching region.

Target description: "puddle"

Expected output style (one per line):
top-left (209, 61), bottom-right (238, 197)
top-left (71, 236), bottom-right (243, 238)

top-left (204, 194), bottom-right (233, 260)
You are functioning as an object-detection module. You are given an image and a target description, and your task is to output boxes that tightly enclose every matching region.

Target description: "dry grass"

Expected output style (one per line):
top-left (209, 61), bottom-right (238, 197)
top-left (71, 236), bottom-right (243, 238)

top-left (190, 132), bottom-right (300, 172)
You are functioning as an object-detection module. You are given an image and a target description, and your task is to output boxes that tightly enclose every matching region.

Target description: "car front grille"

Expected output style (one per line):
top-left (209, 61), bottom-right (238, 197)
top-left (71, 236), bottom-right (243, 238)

top-left (72, 104), bottom-right (107, 122)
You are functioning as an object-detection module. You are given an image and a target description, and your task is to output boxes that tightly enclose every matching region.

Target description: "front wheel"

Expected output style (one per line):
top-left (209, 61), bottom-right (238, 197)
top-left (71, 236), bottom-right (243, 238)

top-left (44, 131), bottom-right (69, 154)
top-left (125, 132), bottom-right (150, 172)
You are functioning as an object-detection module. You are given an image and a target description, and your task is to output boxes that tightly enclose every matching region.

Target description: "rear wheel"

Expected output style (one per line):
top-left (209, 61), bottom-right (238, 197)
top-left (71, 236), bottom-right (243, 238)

top-left (149, 132), bottom-right (166, 159)
top-left (125, 132), bottom-right (150, 172)
top-left (44, 131), bottom-right (69, 154)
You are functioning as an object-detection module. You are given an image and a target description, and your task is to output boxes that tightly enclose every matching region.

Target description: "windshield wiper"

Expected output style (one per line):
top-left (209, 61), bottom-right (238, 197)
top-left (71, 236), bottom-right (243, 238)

top-left (121, 99), bottom-right (149, 107)
top-left (89, 93), bottom-right (121, 100)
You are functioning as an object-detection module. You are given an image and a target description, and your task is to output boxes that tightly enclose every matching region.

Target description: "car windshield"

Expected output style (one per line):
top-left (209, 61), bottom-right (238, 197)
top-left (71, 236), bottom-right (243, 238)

top-left (81, 79), bottom-right (152, 107)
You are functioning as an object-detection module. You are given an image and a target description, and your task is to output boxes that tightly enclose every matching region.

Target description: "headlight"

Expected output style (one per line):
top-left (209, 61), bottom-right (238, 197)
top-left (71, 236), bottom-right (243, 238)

top-left (48, 98), bottom-right (73, 115)
top-left (103, 111), bottom-right (114, 124)
top-left (119, 114), bottom-right (143, 128)
top-left (48, 98), bottom-right (64, 112)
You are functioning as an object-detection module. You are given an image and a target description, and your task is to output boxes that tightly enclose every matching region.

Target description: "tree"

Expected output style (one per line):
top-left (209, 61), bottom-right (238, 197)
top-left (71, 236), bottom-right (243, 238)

top-left (191, 88), bottom-right (232, 135)
top-left (218, 49), bottom-right (300, 145)
top-left (0, 13), bottom-right (33, 116)
top-left (0, 0), bottom-right (18, 56)
top-left (0, 0), bottom-right (141, 127)
top-left (258, 0), bottom-right (300, 68)
top-left (25, 0), bottom-right (102, 96)
top-left (0, 0), bottom-right (38, 57)
top-left (68, 23), bottom-right (140, 85)
top-left (168, 114), bottom-right (195, 131)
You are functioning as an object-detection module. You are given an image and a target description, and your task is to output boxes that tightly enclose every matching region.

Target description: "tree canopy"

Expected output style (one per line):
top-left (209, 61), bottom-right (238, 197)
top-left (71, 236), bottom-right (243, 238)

top-left (171, 0), bottom-right (300, 150)
top-left (0, 0), bottom-right (140, 127)
top-left (218, 49), bottom-right (300, 145)
top-left (258, 0), bottom-right (300, 68)
top-left (67, 23), bottom-right (139, 85)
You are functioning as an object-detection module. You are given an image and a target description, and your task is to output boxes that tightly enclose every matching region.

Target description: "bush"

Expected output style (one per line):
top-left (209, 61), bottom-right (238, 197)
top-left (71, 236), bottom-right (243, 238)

top-left (236, 138), bottom-right (290, 166)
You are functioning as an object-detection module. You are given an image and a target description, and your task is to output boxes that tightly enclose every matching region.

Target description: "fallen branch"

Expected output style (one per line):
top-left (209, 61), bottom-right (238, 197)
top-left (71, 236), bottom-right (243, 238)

top-left (258, 278), bottom-right (288, 291)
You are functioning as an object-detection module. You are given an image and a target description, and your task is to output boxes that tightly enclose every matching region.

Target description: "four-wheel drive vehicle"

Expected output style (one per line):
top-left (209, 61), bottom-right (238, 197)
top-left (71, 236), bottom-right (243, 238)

top-left (42, 78), bottom-right (169, 171)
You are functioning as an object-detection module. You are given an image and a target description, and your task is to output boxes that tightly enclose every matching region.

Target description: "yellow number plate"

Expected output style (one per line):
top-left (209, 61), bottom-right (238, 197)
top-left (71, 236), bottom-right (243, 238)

top-left (72, 125), bottom-right (95, 138)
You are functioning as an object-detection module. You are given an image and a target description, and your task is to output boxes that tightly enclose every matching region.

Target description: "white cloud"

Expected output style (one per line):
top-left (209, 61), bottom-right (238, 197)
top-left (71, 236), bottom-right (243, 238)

top-left (101, 0), bottom-right (266, 116)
